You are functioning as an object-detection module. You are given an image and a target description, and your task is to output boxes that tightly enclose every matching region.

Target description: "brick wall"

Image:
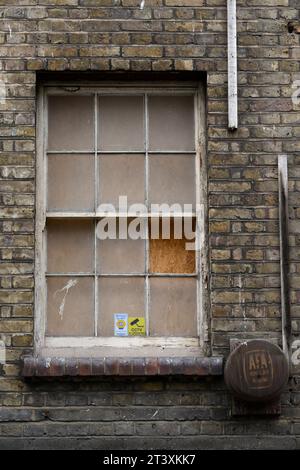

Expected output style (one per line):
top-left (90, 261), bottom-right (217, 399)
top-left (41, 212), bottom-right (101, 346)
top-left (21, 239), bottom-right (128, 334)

top-left (0, 0), bottom-right (300, 449)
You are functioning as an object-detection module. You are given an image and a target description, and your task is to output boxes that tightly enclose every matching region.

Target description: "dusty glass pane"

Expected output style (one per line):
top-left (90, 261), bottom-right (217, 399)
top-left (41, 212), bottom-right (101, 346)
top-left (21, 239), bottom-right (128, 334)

top-left (98, 96), bottom-right (144, 151)
top-left (97, 219), bottom-right (145, 274)
top-left (46, 276), bottom-right (94, 336)
top-left (149, 155), bottom-right (195, 209)
top-left (98, 154), bottom-right (145, 208)
top-left (48, 95), bottom-right (94, 151)
top-left (47, 154), bottom-right (94, 211)
top-left (149, 218), bottom-right (196, 274)
top-left (149, 278), bottom-right (197, 337)
top-left (148, 95), bottom-right (195, 151)
top-left (98, 277), bottom-right (145, 336)
top-left (47, 219), bottom-right (94, 274)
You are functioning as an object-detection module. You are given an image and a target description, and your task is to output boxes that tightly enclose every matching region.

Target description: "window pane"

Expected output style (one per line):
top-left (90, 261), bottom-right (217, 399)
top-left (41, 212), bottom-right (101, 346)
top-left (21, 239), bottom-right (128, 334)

top-left (47, 154), bottom-right (94, 211)
top-left (148, 95), bottom-right (195, 151)
top-left (46, 276), bottom-right (94, 336)
top-left (149, 218), bottom-right (196, 274)
top-left (98, 154), bottom-right (145, 208)
top-left (149, 278), bottom-right (197, 337)
top-left (98, 96), bottom-right (144, 151)
top-left (98, 277), bottom-right (144, 336)
top-left (97, 219), bottom-right (145, 274)
top-left (48, 95), bottom-right (94, 151)
top-left (149, 155), bottom-right (195, 209)
top-left (47, 219), bottom-right (94, 274)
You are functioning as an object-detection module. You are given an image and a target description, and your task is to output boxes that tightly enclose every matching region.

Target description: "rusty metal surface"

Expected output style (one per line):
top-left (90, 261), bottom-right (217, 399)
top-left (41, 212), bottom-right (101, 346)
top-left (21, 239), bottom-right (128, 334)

top-left (224, 339), bottom-right (289, 403)
top-left (21, 355), bottom-right (224, 377)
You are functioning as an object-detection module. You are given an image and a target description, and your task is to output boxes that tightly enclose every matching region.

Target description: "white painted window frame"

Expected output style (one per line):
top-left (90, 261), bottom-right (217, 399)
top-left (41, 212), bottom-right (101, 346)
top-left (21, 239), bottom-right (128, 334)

top-left (35, 81), bottom-right (209, 358)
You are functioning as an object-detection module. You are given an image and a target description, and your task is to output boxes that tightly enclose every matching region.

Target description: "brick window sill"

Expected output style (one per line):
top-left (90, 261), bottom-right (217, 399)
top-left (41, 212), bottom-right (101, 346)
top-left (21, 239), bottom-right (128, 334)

top-left (21, 356), bottom-right (224, 378)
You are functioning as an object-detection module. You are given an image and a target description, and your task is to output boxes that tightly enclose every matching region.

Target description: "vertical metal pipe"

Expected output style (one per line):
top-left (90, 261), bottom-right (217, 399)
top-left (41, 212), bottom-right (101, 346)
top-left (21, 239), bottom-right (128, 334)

top-left (278, 155), bottom-right (291, 361)
top-left (227, 0), bottom-right (238, 130)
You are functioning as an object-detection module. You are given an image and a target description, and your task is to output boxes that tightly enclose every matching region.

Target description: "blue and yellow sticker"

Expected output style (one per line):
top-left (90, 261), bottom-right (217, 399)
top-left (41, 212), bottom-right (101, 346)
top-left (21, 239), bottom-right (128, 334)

top-left (114, 313), bottom-right (128, 337)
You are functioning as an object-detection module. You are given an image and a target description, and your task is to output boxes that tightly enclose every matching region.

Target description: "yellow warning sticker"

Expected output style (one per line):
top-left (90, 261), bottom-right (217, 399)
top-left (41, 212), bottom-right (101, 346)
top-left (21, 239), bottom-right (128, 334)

top-left (128, 317), bottom-right (146, 336)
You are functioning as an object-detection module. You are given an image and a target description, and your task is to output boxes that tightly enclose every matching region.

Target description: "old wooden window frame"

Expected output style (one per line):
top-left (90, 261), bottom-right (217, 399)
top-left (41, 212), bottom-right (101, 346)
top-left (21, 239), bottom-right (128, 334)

top-left (35, 80), bottom-right (209, 359)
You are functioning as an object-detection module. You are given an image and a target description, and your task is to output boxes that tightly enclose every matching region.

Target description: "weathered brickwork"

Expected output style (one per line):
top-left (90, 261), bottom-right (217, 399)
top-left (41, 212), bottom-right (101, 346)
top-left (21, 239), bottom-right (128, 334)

top-left (0, 0), bottom-right (300, 449)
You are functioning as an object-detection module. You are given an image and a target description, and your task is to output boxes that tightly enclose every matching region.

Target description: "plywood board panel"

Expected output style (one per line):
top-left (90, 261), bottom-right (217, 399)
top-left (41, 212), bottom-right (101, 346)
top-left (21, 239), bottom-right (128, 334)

top-left (47, 219), bottom-right (94, 273)
top-left (149, 154), bottom-right (195, 209)
top-left (47, 154), bottom-right (94, 212)
top-left (98, 277), bottom-right (145, 336)
top-left (48, 95), bottom-right (94, 151)
top-left (46, 276), bottom-right (94, 336)
top-left (149, 278), bottom-right (197, 337)
top-left (97, 219), bottom-right (145, 274)
top-left (98, 154), bottom-right (145, 208)
top-left (148, 95), bottom-right (195, 151)
top-left (149, 218), bottom-right (196, 274)
top-left (98, 95), bottom-right (144, 151)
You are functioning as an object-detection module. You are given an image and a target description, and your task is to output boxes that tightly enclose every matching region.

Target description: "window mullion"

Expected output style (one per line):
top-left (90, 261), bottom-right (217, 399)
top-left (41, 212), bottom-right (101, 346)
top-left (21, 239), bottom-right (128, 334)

top-left (94, 92), bottom-right (98, 337)
top-left (145, 93), bottom-right (150, 338)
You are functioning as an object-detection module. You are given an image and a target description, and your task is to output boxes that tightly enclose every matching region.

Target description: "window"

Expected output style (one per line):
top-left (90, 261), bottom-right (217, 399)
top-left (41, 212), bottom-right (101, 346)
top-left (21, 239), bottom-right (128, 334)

top-left (35, 81), bottom-right (208, 358)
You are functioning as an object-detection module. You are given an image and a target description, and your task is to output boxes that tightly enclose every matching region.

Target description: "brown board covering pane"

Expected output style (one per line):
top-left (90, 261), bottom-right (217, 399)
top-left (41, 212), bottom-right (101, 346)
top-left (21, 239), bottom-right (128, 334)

top-left (46, 277), bottom-right (94, 337)
top-left (98, 277), bottom-right (145, 336)
top-left (98, 96), bottom-right (144, 151)
top-left (47, 219), bottom-right (94, 274)
top-left (47, 154), bottom-right (94, 212)
top-left (149, 278), bottom-right (197, 337)
top-left (148, 95), bottom-right (195, 151)
top-left (48, 95), bottom-right (94, 152)
top-left (149, 218), bottom-right (196, 274)
top-left (98, 154), bottom-right (145, 208)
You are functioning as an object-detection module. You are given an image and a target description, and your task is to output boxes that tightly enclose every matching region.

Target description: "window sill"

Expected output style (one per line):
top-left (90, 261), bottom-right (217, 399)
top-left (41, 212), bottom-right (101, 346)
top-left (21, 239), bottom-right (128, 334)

top-left (21, 355), bottom-right (224, 378)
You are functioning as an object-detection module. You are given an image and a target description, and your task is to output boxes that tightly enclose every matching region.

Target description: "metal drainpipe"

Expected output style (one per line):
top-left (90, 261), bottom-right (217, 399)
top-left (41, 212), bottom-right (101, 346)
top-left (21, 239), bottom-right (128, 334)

top-left (227, 0), bottom-right (238, 130)
top-left (278, 155), bottom-right (291, 363)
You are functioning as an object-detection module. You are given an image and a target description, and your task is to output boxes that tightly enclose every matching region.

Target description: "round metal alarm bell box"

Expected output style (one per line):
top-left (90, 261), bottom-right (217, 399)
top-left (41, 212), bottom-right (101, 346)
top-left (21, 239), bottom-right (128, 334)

top-left (224, 340), bottom-right (289, 402)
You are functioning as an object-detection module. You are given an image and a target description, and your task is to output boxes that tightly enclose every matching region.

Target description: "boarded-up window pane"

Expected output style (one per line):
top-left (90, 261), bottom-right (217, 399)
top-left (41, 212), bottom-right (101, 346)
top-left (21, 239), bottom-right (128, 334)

top-left (48, 96), bottom-right (94, 151)
top-left (47, 219), bottom-right (94, 273)
top-left (149, 155), bottom-right (195, 208)
top-left (148, 95), bottom-right (195, 151)
top-left (98, 277), bottom-right (144, 336)
top-left (149, 218), bottom-right (196, 274)
top-left (46, 277), bottom-right (94, 336)
top-left (47, 154), bottom-right (94, 211)
top-left (98, 96), bottom-right (144, 151)
top-left (98, 154), bottom-right (145, 208)
top-left (149, 278), bottom-right (197, 337)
